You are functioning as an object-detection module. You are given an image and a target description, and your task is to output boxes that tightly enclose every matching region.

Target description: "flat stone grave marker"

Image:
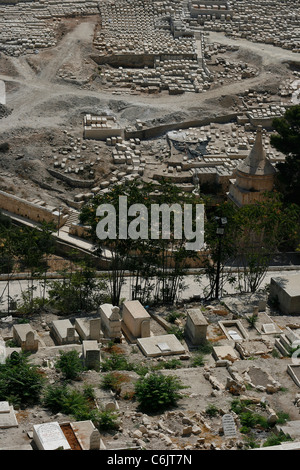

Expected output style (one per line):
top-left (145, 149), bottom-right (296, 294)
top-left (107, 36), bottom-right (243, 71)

top-left (0, 339), bottom-right (6, 364)
top-left (262, 323), bottom-right (277, 334)
top-left (0, 402), bottom-right (10, 413)
top-left (222, 413), bottom-right (237, 438)
top-left (33, 422), bottom-right (71, 450)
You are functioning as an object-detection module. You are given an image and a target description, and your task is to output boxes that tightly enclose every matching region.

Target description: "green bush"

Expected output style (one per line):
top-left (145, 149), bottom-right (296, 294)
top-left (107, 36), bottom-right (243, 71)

top-left (0, 351), bottom-right (45, 407)
top-left (55, 350), bottom-right (84, 380)
top-left (167, 326), bottom-right (184, 341)
top-left (43, 383), bottom-right (119, 431)
top-left (205, 404), bottom-right (219, 417)
top-left (95, 410), bottom-right (119, 431)
top-left (166, 311), bottom-right (184, 324)
top-left (100, 372), bottom-right (129, 394)
top-left (263, 431), bottom-right (293, 447)
top-left (191, 353), bottom-right (205, 367)
top-left (43, 385), bottom-right (90, 418)
top-left (154, 359), bottom-right (182, 370)
top-left (196, 340), bottom-right (213, 355)
top-left (134, 372), bottom-right (185, 412)
top-left (100, 352), bottom-right (135, 372)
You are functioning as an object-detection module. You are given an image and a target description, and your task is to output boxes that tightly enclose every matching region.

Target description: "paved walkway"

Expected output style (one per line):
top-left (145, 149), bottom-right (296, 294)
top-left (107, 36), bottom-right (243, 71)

top-left (1, 268), bottom-right (300, 313)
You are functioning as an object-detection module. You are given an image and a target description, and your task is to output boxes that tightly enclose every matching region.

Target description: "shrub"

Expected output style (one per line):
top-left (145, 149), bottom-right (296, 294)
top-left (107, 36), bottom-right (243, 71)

top-left (55, 350), bottom-right (84, 380)
top-left (0, 351), bottom-right (45, 407)
top-left (191, 353), bottom-right (205, 367)
top-left (205, 404), bottom-right (219, 417)
top-left (95, 410), bottom-right (119, 431)
top-left (167, 326), bottom-right (184, 341)
top-left (100, 372), bottom-right (129, 394)
top-left (43, 384), bottom-right (119, 432)
top-left (100, 352), bottom-right (135, 372)
top-left (166, 311), bottom-right (184, 324)
top-left (246, 314), bottom-right (258, 328)
top-left (197, 340), bottom-right (213, 355)
top-left (134, 372), bottom-right (185, 412)
top-left (263, 431), bottom-right (293, 447)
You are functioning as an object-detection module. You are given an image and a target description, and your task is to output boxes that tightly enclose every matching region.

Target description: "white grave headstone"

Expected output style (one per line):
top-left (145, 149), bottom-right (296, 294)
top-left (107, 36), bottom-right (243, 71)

top-left (222, 413), bottom-right (237, 438)
top-left (0, 339), bottom-right (6, 364)
top-left (262, 323), bottom-right (277, 334)
top-left (33, 422), bottom-right (71, 450)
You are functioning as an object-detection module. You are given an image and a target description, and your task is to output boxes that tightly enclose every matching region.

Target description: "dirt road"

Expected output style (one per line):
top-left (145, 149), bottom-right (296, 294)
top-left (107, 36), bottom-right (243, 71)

top-left (0, 24), bottom-right (299, 136)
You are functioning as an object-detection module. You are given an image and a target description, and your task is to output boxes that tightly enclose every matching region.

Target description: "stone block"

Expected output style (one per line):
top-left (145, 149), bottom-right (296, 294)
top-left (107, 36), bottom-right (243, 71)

top-left (269, 275), bottom-right (300, 314)
top-left (33, 422), bottom-right (71, 450)
top-left (13, 324), bottom-right (39, 352)
top-left (184, 308), bottom-right (208, 345)
top-left (50, 320), bottom-right (80, 345)
top-left (137, 334), bottom-right (185, 357)
top-left (122, 300), bottom-right (150, 339)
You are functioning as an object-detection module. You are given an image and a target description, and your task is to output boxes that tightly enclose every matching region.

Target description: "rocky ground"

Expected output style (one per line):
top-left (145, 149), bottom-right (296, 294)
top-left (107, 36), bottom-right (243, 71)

top-left (1, 300), bottom-right (300, 451)
top-left (0, 17), bottom-right (299, 209)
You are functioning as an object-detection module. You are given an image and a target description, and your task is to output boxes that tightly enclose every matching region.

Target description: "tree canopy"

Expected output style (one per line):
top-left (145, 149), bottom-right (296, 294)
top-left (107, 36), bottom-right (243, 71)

top-left (270, 105), bottom-right (300, 205)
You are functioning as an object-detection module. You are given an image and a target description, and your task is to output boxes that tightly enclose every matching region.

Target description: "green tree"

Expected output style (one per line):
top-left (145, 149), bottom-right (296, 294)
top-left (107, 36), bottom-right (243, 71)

top-left (80, 179), bottom-right (201, 305)
top-left (55, 350), bottom-right (84, 380)
top-left (134, 372), bottom-right (185, 412)
top-left (47, 261), bottom-right (108, 314)
top-left (270, 105), bottom-right (300, 205)
top-left (200, 194), bottom-right (300, 296)
top-left (0, 351), bottom-right (45, 407)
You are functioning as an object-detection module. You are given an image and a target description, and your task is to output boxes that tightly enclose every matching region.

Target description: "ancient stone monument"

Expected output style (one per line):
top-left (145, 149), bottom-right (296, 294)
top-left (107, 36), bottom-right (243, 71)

top-left (228, 126), bottom-right (276, 207)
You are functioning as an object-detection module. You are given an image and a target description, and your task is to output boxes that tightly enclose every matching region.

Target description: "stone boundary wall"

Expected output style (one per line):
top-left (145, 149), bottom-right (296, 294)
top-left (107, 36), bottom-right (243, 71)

top-left (125, 112), bottom-right (238, 140)
top-left (91, 52), bottom-right (197, 69)
top-left (0, 190), bottom-right (65, 227)
top-left (47, 168), bottom-right (94, 188)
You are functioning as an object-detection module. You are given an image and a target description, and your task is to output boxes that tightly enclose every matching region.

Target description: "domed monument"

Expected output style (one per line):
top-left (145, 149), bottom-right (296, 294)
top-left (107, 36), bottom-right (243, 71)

top-left (228, 126), bottom-right (276, 207)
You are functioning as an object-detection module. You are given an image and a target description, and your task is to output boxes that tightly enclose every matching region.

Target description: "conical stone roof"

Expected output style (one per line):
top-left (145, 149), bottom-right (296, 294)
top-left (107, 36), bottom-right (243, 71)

top-left (237, 126), bottom-right (276, 176)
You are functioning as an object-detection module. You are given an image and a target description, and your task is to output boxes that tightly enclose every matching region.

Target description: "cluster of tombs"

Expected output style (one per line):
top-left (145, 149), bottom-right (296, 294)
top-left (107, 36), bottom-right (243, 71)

top-left (1, 272), bottom-right (300, 448)
top-left (0, 0), bottom-right (99, 57)
top-left (201, 0), bottom-right (300, 52)
top-left (1, 273), bottom-right (300, 371)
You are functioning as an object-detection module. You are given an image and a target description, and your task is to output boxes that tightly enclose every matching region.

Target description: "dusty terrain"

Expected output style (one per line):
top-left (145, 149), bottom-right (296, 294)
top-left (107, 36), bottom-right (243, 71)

top-left (1, 8), bottom-right (300, 452)
top-left (0, 16), bottom-right (299, 208)
top-left (1, 300), bottom-right (300, 451)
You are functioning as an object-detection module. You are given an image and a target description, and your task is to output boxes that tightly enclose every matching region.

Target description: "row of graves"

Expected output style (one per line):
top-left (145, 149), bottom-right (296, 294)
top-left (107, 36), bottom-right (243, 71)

top-left (1, 273), bottom-right (300, 449)
top-left (0, 299), bottom-right (206, 450)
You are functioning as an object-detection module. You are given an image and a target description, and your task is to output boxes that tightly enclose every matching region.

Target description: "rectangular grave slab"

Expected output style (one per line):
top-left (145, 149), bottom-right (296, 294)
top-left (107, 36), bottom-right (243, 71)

top-left (33, 422), bottom-right (71, 450)
top-left (0, 402), bottom-right (18, 428)
top-left (269, 275), bottom-right (300, 315)
top-left (50, 320), bottom-right (80, 345)
top-left (137, 334), bottom-right (185, 357)
top-left (13, 324), bottom-right (39, 352)
top-left (212, 345), bottom-right (239, 362)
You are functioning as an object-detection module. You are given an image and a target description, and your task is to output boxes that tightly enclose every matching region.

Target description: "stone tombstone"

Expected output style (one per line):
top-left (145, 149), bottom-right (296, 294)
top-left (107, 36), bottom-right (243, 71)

top-left (13, 324), bottom-right (38, 352)
top-left (89, 428), bottom-right (101, 450)
top-left (33, 422), bottom-right (71, 450)
top-left (222, 413), bottom-right (237, 438)
top-left (26, 331), bottom-right (35, 349)
top-left (99, 304), bottom-right (122, 340)
top-left (89, 318), bottom-right (101, 341)
top-left (66, 327), bottom-right (75, 343)
top-left (0, 338), bottom-right (6, 364)
top-left (82, 340), bottom-right (100, 370)
top-left (122, 300), bottom-right (150, 339)
top-left (184, 308), bottom-right (208, 345)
